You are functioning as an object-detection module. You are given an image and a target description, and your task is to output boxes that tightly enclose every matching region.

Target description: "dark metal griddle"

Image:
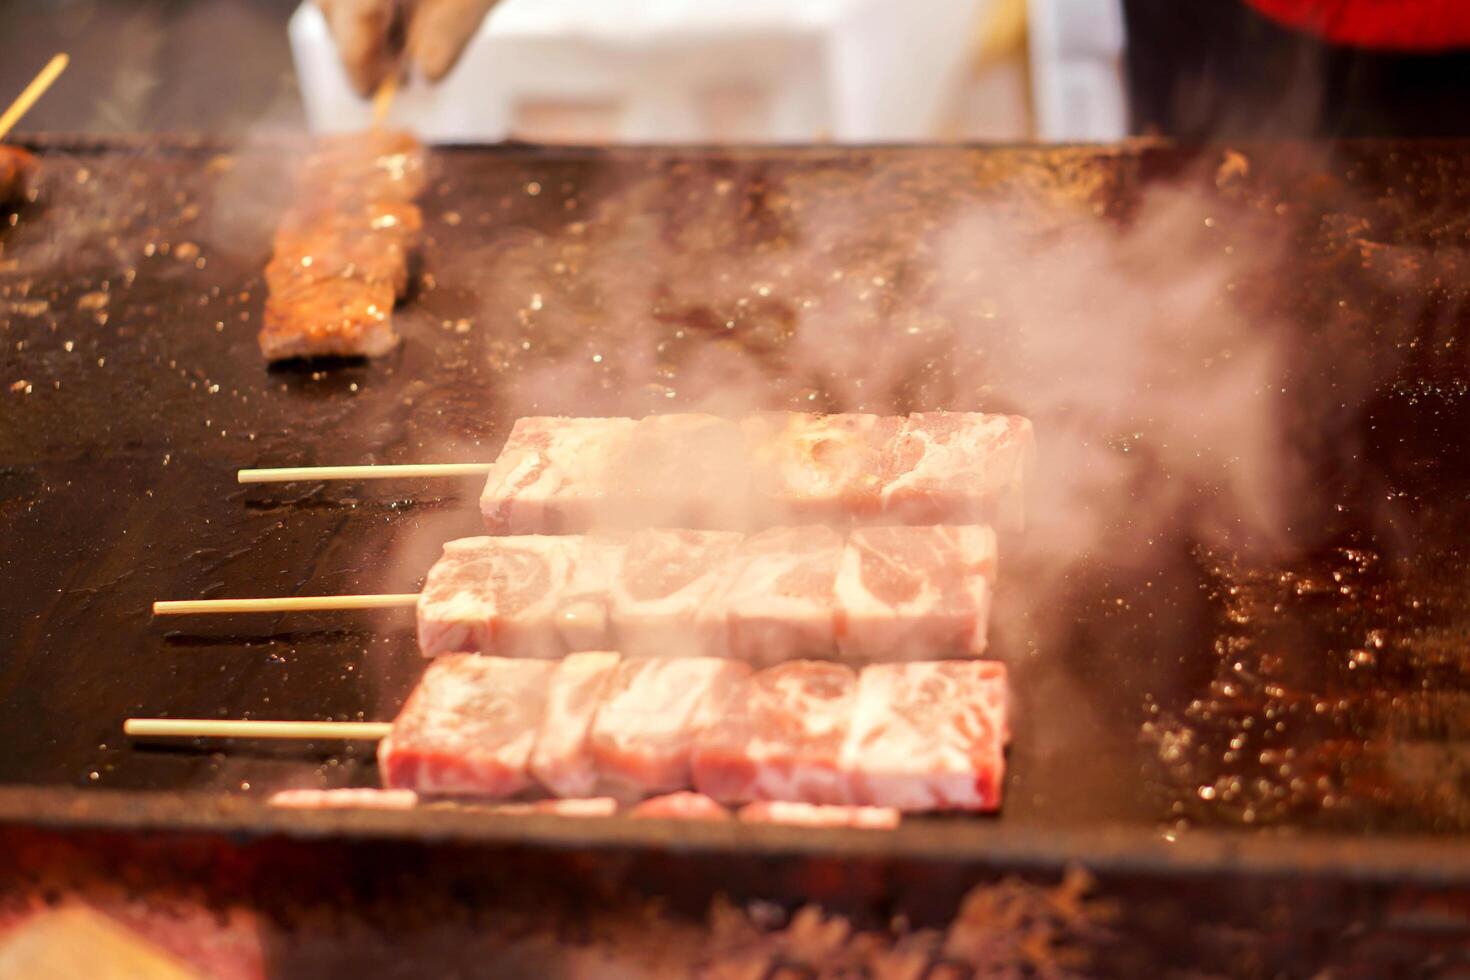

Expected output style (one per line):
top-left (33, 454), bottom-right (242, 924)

top-left (2, 136), bottom-right (1470, 882)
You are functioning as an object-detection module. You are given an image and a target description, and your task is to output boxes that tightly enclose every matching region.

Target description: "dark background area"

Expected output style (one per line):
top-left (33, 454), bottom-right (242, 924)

top-left (1123, 0), bottom-right (1470, 139)
top-left (0, 0), bottom-right (303, 136)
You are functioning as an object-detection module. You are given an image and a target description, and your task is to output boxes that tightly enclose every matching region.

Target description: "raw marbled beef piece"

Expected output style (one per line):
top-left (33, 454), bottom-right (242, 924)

top-left (736, 801), bottom-right (901, 829)
top-left (529, 651), bottom-right (622, 798)
top-left (880, 412), bottom-right (1035, 529)
top-left (416, 535), bottom-right (621, 658)
top-left (378, 655), bottom-right (555, 797)
top-left (418, 526), bottom-right (995, 666)
top-left (609, 528), bottom-right (744, 658)
top-left (627, 792), bottom-right (732, 820)
top-left (488, 798), bottom-right (618, 817)
top-left (743, 412), bottom-right (901, 524)
top-left (479, 417), bottom-right (637, 534)
top-left (267, 788), bottom-right (418, 809)
top-left (839, 661), bottom-right (1008, 812)
top-left (552, 535), bottom-right (625, 652)
top-left (692, 661), bottom-right (857, 805)
top-left (715, 526), bottom-right (845, 667)
top-left (604, 413), bottom-right (753, 529)
top-left (835, 525), bottom-right (997, 661)
top-left (588, 657), bottom-right (751, 799)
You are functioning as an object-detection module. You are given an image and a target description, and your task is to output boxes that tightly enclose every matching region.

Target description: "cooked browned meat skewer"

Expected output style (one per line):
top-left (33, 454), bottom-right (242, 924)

top-left (0, 146), bottom-right (37, 207)
top-left (259, 274), bottom-right (400, 361)
top-left (267, 198), bottom-right (422, 304)
top-left (258, 130), bottom-right (426, 362)
top-left (295, 129), bottom-right (428, 203)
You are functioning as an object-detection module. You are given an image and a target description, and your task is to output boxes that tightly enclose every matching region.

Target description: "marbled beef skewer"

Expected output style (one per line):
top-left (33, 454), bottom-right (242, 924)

top-left (133, 653), bottom-right (1008, 815)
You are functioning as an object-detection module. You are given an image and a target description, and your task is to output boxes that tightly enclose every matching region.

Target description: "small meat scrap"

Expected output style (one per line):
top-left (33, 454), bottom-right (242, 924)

top-left (267, 788), bottom-right (418, 809)
top-left (589, 657), bottom-right (751, 799)
top-left (605, 413), bottom-right (753, 529)
top-left (716, 526), bottom-right (845, 667)
top-left (489, 797), bottom-right (618, 817)
top-left (258, 130), bottom-right (425, 362)
top-left (529, 651), bottom-right (621, 798)
top-left (840, 661), bottom-right (1008, 812)
top-left (416, 535), bottom-right (620, 658)
top-left (736, 801), bottom-right (901, 829)
top-left (480, 416), bottom-right (637, 535)
top-left (692, 661), bottom-right (857, 805)
top-left (835, 525), bottom-right (996, 661)
top-left (379, 655), bottom-right (556, 797)
top-left (610, 528), bottom-right (744, 658)
top-left (881, 412), bottom-right (1035, 529)
top-left (743, 413), bottom-right (900, 524)
top-left (0, 146), bottom-right (37, 206)
top-left (627, 791), bottom-right (732, 820)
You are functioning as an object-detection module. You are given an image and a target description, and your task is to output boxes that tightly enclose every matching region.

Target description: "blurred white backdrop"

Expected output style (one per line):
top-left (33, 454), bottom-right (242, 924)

top-left (292, 0), bottom-right (1128, 144)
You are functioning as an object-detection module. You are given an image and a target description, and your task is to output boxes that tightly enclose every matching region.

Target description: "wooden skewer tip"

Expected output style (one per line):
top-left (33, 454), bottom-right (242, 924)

top-left (237, 462), bottom-right (492, 484)
top-left (124, 718), bottom-right (392, 740)
top-left (0, 53), bottom-right (69, 142)
top-left (152, 594), bottom-right (419, 616)
top-left (372, 71), bottom-right (399, 126)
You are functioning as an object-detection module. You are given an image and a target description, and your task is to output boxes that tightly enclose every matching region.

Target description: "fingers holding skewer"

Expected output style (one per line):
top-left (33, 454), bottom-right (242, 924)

top-left (320, 0), bottom-right (501, 96)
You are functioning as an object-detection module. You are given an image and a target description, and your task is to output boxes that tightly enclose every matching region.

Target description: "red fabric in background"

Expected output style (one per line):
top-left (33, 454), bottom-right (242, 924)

top-left (1244, 0), bottom-right (1470, 49)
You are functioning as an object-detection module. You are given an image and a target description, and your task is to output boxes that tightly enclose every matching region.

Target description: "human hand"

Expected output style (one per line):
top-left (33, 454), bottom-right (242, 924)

top-left (317, 0), bottom-right (502, 96)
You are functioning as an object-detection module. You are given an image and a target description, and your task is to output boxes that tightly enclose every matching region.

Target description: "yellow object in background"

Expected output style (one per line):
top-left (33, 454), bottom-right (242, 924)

top-left (974, 0), bottom-right (1028, 65)
top-left (938, 0), bottom-right (1032, 141)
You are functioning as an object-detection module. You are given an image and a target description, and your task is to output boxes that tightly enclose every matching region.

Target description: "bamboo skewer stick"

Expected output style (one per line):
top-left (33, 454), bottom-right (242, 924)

top-left (152, 594), bottom-right (419, 615)
top-left (237, 462), bottom-right (492, 484)
top-left (125, 718), bottom-right (391, 740)
top-left (0, 54), bottom-right (69, 141)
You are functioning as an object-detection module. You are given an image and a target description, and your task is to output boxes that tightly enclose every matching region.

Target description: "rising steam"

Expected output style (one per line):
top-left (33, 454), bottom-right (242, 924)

top-left (421, 149), bottom-right (1307, 588)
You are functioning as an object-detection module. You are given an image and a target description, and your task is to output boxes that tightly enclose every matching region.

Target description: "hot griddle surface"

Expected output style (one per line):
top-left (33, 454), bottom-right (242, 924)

top-left (2, 136), bottom-right (1470, 876)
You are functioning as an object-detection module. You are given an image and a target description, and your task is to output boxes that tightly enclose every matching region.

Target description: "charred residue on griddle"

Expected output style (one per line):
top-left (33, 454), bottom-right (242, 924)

top-left (1126, 144), bottom-right (1470, 834)
top-left (703, 866), bottom-right (1113, 978)
top-left (422, 147), bottom-right (1124, 421)
top-left (0, 466), bottom-right (42, 517)
top-left (1146, 501), bottom-right (1470, 832)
